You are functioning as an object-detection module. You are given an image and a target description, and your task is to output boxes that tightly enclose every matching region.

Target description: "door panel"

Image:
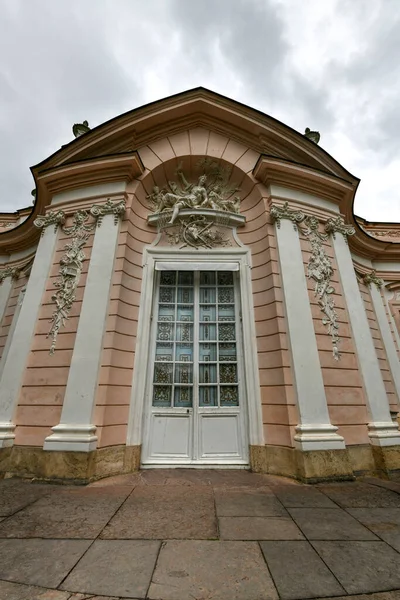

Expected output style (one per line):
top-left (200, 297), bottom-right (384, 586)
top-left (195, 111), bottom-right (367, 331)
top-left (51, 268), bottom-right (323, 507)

top-left (199, 414), bottom-right (241, 458)
top-left (142, 269), bottom-right (248, 466)
top-left (149, 413), bottom-right (192, 459)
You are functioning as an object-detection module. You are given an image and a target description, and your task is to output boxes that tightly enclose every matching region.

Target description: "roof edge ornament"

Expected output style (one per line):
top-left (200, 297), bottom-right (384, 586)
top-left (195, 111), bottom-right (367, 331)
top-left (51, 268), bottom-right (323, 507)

top-left (304, 127), bottom-right (321, 144)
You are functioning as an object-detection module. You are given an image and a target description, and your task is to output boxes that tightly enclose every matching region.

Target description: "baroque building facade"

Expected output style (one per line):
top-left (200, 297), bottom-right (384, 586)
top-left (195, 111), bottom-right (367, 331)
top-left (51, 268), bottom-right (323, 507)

top-left (0, 88), bottom-right (399, 483)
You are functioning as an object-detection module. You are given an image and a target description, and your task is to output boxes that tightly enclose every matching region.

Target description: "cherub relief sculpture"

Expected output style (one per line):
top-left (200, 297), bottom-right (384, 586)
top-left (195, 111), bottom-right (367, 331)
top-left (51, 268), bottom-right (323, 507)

top-left (146, 161), bottom-right (241, 225)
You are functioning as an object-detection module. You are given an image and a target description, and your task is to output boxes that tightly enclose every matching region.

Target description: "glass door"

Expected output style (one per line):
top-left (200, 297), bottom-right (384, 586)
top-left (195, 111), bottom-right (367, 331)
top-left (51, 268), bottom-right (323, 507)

top-left (142, 269), bottom-right (248, 465)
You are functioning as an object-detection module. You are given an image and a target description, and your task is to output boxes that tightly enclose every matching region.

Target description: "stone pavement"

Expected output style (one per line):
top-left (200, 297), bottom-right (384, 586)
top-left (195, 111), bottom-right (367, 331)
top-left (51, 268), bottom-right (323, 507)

top-left (1, 471), bottom-right (400, 599)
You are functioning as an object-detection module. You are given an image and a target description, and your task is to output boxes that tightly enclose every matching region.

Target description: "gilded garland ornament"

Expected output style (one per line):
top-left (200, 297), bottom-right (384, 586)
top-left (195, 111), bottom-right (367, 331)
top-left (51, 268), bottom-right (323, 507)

top-left (33, 199), bottom-right (125, 354)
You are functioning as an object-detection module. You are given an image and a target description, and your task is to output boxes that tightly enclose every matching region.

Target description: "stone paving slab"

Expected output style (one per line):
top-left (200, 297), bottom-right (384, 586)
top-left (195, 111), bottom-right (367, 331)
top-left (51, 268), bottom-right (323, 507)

top-left (288, 508), bottom-right (379, 540)
top-left (215, 488), bottom-right (288, 517)
top-left (317, 483), bottom-right (400, 508)
top-left (148, 540), bottom-right (278, 600)
top-left (362, 478), bottom-right (400, 495)
top-left (0, 539), bottom-right (92, 588)
top-left (101, 484), bottom-right (217, 539)
top-left (312, 541), bottom-right (400, 595)
top-left (219, 516), bottom-right (304, 540)
top-left (61, 540), bottom-right (160, 598)
top-left (0, 580), bottom-right (72, 600)
top-left (272, 485), bottom-right (340, 508)
top-left (347, 508), bottom-right (400, 552)
top-left (0, 480), bottom-right (56, 516)
top-left (0, 486), bottom-right (131, 539)
top-left (260, 540), bottom-right (346, 599)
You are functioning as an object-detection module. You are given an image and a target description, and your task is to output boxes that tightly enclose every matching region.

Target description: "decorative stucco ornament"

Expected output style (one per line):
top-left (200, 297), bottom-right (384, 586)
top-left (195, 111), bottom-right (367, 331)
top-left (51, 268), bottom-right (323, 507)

top-left (270, 202), bottom-right (305, 230)
top-left (270, 203), bottom-right (342, 360)
top-left (34, 199), bottom-right (125, 354)
top-left (363, 270), bottom-right (384, 289)
top-left (34, 210), bottom-right (66, 235)
top-left (301, 216), bottom-right (341, 360)
top-left (0, 265), bottom-right (21, 284)
top-left (147, 161), bottom-right (242, 249)
top-left (324, 216), bottom-right (355, 241)
top-left (304, 128), bottom-right (321, 144)
top-left (0, 221), bottom-right (16, 229)
top-left (166, 216), bottom-right (230, 250)
top-left (370, 230), bottom-right (400, 239)
top-left (90, 198), bottom-right (126, 226)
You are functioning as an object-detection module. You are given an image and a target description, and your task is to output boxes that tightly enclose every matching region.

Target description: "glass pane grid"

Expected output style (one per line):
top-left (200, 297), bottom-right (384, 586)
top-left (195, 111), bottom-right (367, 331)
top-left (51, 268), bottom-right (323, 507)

top-left (152, 270), bottom-right (239, 409)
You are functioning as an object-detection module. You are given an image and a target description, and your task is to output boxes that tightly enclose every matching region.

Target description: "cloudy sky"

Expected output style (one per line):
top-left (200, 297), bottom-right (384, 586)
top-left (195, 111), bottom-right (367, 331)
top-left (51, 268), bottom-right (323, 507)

top-left (1, 0), bottom-right (400, 221)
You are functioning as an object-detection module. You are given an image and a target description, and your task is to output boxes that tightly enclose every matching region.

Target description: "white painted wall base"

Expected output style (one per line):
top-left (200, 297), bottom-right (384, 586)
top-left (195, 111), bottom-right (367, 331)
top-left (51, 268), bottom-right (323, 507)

top-left (43, 424), bottom-right (97, 452)
top-left (367, 422), bottom-right (400, 446)
top-left (0, 422), bottom-right (15, 448)
top-left (294, 424), bottom-right (345, 451)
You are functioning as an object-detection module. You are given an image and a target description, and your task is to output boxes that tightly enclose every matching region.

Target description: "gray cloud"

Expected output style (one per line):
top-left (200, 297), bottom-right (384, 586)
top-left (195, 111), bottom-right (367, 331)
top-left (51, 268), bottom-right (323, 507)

top-left (0, 0), bottom-right (399, 220)
top-left (0, 0), bottom-right (139, 211)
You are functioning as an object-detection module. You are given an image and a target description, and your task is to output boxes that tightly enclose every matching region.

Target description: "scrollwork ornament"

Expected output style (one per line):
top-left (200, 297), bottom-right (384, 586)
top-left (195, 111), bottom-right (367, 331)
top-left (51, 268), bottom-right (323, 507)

top-left (363, 270), bottom-right (384, 289)
top-left (166, 216), bottom-right (230, 250)
top-left (46, 199), bottom-right (125, 354)
top-left (0, 265), bottom-right (21, 284)
top-left (325, 216), bottom-right (355, 241)
top-left (90, 198), bottom-right (126, 226)
top-left (34, 210), bottom-right (66, 235)
top-left (300, 216), bottom-right (341, 360)
top-left (270, 202), bottom-right (305, 230)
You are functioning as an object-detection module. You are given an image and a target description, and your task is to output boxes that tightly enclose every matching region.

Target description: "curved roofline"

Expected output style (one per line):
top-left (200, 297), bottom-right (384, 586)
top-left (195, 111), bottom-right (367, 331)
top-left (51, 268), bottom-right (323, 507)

top-left (1, 87), bottom-right (398, 261)
top-left (31, 86), bottom-right (359, 183)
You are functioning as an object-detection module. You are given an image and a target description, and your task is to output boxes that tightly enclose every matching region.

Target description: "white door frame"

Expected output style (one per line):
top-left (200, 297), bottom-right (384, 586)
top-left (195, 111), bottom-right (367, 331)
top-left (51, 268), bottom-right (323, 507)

top-left (126, 247), bottom-right (264, 454)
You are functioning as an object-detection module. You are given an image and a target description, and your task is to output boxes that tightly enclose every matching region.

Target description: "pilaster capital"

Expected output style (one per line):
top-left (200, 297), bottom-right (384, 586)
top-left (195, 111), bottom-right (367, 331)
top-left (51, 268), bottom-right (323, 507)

top-left (34, 210), bottom-right (66, 235)
top-left (90, 198), bottom-right (126, 226)
top-left (363, 269), bottom-right (384, 289)
top-left (325, 216), bottom-right (355, 240)
top-left (270, 202), bottom-right (305, 230)
top-left (0, 265), bottom-right (20, 284)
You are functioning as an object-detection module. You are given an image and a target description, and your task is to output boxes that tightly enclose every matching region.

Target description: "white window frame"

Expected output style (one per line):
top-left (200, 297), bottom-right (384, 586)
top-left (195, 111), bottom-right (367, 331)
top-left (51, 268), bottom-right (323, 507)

top-left (126, 246), bottom-right (264, 448)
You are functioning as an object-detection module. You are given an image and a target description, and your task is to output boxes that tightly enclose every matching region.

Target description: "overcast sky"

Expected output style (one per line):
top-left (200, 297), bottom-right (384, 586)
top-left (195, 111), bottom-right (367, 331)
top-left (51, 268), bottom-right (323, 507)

top-left (1, 0), bottom-right (400, 221)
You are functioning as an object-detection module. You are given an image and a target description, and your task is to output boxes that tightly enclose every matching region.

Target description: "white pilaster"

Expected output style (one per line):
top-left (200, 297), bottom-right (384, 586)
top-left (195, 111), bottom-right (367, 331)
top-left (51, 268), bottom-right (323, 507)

top-left (274, 216), bottom-right (345, 451)
top-left (44, 212), bottom-right (121, 452)
top-left (369, 283), bottom-right (400, 408)
top-left (0, 276), bottom-right (13, 324)
top-left (330, 231), bottom-right (400, 446)
top-left (0, 228), bottom-right (58, 447)
top-left (383, 288), bottom-right (400, 357)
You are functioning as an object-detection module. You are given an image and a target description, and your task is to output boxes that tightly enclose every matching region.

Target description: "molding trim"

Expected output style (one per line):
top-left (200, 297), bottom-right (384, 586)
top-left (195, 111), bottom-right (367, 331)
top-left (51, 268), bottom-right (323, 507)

top-left (126, 246), bottom-right (264, 450)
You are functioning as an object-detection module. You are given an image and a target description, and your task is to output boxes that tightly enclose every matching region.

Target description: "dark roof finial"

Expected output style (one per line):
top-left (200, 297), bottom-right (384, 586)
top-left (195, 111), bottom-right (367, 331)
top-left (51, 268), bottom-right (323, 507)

top-left (72, 120), bottom-right (90, 138)
top-left (304, 127), bottom-right (320, 144)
